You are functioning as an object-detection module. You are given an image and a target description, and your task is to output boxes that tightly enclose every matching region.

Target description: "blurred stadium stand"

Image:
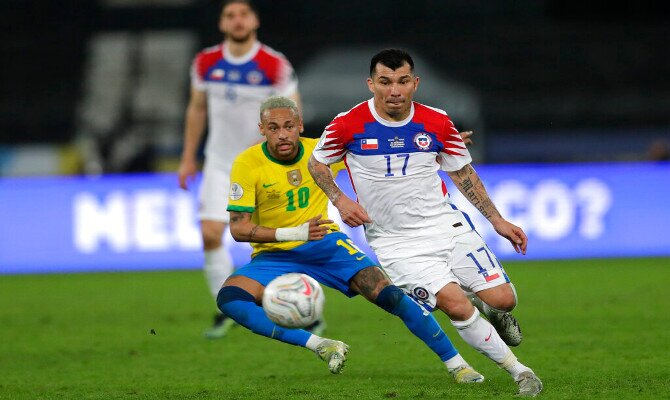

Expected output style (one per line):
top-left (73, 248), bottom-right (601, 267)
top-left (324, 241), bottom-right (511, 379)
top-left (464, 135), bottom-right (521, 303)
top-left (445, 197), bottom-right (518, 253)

top-left (1, 0), bottom-right (668, 175)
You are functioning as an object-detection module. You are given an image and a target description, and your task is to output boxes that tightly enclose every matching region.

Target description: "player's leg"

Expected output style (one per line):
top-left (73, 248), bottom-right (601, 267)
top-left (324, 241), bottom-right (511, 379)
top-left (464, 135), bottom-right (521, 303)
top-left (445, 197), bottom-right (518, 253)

top-left (348, 266), bottom-right (484, 383)
top-left (469, 283), bottom-right (522, 346)
top-left (198, 164), bottom-right (236, 338)
top-left (435, 283), bottom-right (542, 396)
top-left (200, 220), bottom-right (235, 338)
top-left (451, 231), bottom-right (522, 346)
top-left (216, 265), bottom-right (346, 374)
top-left (299, 233), bottom-right (481, 383)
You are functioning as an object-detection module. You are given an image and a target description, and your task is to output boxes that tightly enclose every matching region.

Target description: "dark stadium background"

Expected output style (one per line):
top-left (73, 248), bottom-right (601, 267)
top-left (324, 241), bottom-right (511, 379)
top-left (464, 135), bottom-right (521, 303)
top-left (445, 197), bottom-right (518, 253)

top-left (2, 0), bottom-right (668, 172)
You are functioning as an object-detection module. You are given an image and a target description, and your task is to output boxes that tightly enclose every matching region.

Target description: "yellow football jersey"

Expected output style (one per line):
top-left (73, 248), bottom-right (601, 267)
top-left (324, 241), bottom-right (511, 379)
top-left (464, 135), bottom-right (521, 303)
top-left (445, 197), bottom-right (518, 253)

top-left (227, 137), bottom-right (342, 257)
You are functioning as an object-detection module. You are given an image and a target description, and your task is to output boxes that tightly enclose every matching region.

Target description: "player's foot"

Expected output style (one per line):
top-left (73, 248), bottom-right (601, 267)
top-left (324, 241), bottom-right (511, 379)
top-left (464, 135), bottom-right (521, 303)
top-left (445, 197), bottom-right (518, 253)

top-left (449, 365), bottom-right (485, 383)
top-left (305, 319), bottom-right (327, 336)
top-left (314, 339), bottom-right (349, 374)
top-left (515, 370), bottom-right (543, 397)
top-left (469, 295), bottom-right (522, 346)
top-left (489, 312), bottom-right (522, 347)
top-left (204, 313), bottom-right (236, 339)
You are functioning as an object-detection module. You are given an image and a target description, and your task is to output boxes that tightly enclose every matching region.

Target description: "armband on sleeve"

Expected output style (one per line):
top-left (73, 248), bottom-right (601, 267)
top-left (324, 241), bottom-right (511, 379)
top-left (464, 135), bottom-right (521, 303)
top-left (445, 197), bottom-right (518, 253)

top-left (274, 222), bottom-right (310, 242)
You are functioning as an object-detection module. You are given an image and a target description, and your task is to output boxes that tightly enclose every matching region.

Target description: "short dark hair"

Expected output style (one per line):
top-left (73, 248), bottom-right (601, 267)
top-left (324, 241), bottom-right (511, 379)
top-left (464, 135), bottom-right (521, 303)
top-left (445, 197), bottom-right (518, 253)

top-left (369, 49), bottom-right (414, 76)
top-left (221, 0), bottom-right (258, 16)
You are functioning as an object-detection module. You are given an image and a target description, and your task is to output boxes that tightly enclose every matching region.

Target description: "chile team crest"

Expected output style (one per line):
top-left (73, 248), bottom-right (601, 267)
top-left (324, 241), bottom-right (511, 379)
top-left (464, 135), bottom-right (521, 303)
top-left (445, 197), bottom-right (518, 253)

top-left (413, 132), bottom-right (432, 150)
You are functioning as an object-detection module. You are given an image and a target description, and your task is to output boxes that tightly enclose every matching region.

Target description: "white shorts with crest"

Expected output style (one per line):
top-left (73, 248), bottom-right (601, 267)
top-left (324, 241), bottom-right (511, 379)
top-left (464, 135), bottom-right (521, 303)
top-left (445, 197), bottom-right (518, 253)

top-left (381, 230), bottom-right (511, 310)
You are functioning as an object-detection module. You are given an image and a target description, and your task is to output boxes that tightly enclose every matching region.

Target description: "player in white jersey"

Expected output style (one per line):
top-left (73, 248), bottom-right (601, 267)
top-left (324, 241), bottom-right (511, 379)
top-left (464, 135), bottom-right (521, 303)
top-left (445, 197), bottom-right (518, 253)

top-left (308, 49), bottom-right (542, 397)
top-left (177, 0), bottom-right (307, 338)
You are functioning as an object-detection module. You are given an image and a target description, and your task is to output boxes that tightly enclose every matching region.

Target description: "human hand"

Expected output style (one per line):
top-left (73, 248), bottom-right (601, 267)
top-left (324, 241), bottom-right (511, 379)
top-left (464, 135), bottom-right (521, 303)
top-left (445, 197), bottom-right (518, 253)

top-left (306, 214), bottom-right (334, 240)
top-left (334, 196), bottom-right (371, 228)
top-left (178, 159), bottom-right (198, 190)
top-left (492, 218), bottom-right (527, 255)
top-left (460, 130), bottom-right (474, 146)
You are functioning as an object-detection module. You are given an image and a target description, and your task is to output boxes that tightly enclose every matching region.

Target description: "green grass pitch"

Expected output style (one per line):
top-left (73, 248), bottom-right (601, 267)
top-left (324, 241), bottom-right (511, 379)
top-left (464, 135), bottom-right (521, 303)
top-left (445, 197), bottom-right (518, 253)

top-left (1, 258), bottom-right (669, 399)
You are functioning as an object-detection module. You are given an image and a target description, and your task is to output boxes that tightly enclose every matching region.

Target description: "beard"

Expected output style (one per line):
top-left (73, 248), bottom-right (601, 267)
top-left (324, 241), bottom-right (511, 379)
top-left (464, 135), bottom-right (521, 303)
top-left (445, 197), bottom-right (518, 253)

top-left (226, 30), bottom-right (254, 43)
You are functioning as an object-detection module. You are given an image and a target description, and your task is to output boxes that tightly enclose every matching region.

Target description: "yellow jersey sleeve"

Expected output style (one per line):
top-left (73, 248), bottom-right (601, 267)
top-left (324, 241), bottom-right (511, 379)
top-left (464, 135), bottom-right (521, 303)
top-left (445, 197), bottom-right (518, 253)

top-left (227, 157), bottom-right (257, 214)
top-left (330, 161), bottom-right (346, 177)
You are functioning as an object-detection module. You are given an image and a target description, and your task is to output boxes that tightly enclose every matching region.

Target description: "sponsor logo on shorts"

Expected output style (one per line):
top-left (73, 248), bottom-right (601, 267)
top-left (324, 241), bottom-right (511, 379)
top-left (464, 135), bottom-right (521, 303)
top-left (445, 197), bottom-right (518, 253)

top-left (412, 287), bottom-right (430, 301)
top-left (229, 183), bottom-right (244, 200)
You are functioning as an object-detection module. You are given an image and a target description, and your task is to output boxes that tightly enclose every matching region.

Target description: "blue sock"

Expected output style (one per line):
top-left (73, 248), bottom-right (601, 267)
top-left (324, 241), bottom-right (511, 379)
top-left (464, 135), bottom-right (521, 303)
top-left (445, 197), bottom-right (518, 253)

top-left (217, 286), bottom-right (312, 347)
top-left (375, 285), bottom-right (459, 361)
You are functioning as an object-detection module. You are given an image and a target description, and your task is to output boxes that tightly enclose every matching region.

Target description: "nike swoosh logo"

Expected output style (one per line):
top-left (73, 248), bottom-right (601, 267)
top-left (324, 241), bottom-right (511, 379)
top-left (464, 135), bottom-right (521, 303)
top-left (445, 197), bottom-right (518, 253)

top-left (262, 183), bottom-right (277, 188)
top-left (301, 276), bottom-right (312, 296)
top-left (485, 328), bottom-right (492, 342)
top-left (433, 330), bottom-right (441, 338)
top-left (355, 255), bottom-right (366, 261)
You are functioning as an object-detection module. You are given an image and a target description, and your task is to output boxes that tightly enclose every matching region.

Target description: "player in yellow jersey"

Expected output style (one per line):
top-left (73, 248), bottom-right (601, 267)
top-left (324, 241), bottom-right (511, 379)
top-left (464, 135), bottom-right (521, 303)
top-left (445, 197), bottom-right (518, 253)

top-left (215, 96), bottom-right (486, 381)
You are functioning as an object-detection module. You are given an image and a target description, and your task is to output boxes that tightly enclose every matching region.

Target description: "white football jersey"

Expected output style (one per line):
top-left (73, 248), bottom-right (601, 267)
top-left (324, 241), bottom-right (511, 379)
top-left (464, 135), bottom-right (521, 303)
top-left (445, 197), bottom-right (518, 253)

top-left (312, 99), bottom-right (474, 264)
top-left (191, 41), bottom-right (298, 168)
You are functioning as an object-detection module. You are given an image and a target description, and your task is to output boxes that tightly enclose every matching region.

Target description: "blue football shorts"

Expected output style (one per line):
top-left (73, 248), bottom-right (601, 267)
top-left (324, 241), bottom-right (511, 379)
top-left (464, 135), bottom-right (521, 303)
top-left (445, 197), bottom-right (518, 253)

top-left (231, 232), bottom-right (377, 297)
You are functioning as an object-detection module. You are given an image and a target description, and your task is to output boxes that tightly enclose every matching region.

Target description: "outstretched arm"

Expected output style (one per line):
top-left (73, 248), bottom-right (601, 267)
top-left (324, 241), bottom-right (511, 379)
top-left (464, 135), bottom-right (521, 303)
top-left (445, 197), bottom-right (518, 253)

top-left (447, 164), bottom-right (528, 254)
top-left (308, 155), bottom-right (371, 228)
top-left (228, 211), bottom-right (332, 243)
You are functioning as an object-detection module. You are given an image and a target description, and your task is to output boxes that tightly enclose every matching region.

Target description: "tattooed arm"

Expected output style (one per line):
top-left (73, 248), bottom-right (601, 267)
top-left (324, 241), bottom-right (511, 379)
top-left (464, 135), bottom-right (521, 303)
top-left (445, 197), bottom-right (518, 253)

top-left (308, 155), bottom-right (371, 228)
top-left (447, 164), bottom-right (528, 254)
top-left (228, 211), bottom-right (332, 243)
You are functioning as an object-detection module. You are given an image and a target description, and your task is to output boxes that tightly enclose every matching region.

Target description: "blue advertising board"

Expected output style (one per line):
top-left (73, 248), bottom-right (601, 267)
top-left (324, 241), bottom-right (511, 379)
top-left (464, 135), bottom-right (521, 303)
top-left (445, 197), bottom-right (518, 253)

top-left (1, 162), bottom-right (668, 274)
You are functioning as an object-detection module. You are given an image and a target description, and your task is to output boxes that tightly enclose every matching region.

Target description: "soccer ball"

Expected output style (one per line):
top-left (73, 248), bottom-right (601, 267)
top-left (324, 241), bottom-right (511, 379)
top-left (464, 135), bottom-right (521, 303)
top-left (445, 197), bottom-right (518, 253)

top-left (262, 273), bottom-right (325, 328)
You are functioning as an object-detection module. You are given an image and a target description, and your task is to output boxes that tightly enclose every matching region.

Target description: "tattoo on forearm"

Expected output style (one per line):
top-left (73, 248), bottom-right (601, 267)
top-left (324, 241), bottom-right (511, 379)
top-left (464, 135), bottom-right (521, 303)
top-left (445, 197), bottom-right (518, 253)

top-left (308, 157), bottom-right (341, 203)
top-left (454, 165), bottom-right (500, 221)
top-left (249, 225), bottom-right (260, 241)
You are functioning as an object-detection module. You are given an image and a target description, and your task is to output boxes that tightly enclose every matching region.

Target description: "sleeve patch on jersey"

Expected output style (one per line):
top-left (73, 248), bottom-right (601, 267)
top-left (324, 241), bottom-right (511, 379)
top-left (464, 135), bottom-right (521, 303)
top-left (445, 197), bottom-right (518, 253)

top-left (229, 183), bottom-right (244, 200)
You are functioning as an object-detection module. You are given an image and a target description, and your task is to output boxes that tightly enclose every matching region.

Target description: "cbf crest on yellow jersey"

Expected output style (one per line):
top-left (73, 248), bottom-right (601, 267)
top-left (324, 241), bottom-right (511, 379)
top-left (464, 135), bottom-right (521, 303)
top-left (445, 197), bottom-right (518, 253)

top-left (227, 138), bottom-right (341, 257)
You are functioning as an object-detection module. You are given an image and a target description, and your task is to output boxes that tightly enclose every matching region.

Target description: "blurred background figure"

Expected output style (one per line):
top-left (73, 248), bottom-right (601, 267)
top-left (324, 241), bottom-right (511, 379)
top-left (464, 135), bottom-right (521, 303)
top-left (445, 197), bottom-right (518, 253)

top-left (176, 0), bottom-right (301, 339)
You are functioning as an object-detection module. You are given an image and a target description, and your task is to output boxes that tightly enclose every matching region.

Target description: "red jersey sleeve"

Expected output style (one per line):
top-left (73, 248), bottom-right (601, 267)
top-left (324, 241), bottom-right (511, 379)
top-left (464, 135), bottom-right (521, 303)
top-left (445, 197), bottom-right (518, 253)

top-left (312, 112), bottom-right (353, 165)
top-left (436, 115), bottom-right (472, 171)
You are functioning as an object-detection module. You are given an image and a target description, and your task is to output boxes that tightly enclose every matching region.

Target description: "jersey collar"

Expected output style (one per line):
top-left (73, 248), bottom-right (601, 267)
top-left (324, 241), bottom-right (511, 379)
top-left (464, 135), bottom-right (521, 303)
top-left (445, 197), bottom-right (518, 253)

top-left (262, 141), bottom-right (304, 165)
top-left (222, 41), bottom-right (261, 65)
top-left (367, 98), bottom-right (415, 127)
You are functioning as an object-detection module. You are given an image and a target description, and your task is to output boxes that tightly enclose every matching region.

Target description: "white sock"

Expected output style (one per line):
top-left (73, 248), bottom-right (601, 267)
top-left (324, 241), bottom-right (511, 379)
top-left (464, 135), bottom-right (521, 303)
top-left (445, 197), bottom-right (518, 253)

top-left (443, 353), bottom-right (468, 370)
top-left (498, 351), bottom-right (532, 381)
top-left (451, 309), bottom-right (531, 380)
top-left (451, 309), bottom-right (511, 364)
top-left (305, 335), bottom-right (324, 351)
top-left (204, 246), bottom-right (234, 299)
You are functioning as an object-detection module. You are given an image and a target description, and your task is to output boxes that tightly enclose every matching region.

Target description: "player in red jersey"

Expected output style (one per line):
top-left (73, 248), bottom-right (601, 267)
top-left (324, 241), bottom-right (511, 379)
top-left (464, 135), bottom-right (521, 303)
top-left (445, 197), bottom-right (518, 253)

top-left (308, 49), bottom-right (542, 397)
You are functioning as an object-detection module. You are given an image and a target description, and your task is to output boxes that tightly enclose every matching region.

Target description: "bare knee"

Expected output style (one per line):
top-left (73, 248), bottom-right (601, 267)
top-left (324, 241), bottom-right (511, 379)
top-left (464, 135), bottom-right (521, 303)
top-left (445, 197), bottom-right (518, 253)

top-left (201, 220), bottom-right (226, 250)
top-left (349, 267), bottom-right (391, 302)
top-left (436, 283), bottom-right (476, 321)
top-left (477, 284), bottom-right (516, 312)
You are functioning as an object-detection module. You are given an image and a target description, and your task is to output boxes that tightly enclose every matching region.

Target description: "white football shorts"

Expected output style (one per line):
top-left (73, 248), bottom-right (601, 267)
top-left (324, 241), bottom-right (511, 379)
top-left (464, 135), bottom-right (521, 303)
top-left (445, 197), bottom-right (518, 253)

top-left (381, 230), bottom-right (511, 310)
top-left (197, 161), bottom-right (231, 223)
